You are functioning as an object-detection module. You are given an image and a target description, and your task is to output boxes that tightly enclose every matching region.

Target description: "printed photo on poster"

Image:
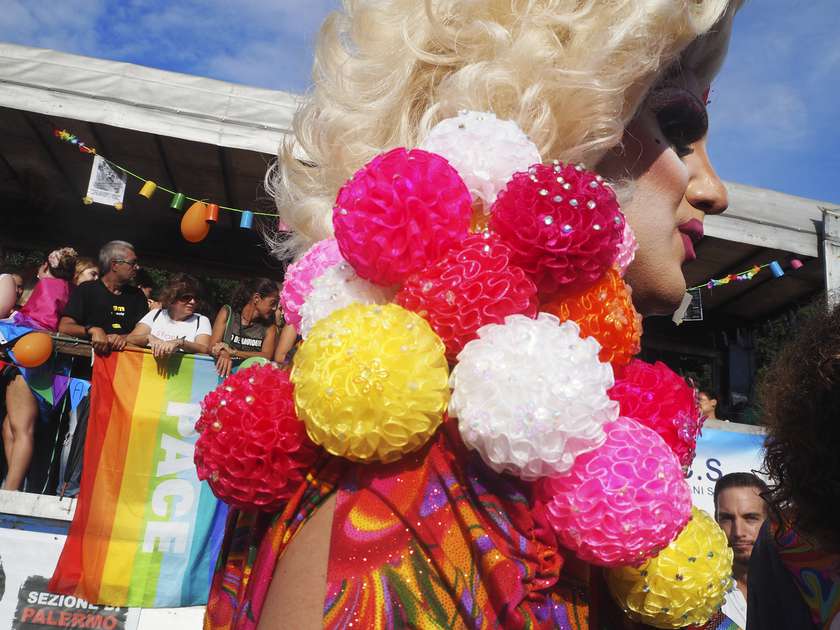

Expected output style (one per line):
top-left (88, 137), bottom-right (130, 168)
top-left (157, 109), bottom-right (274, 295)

top-left (86, 156), bottom-right (126, 207)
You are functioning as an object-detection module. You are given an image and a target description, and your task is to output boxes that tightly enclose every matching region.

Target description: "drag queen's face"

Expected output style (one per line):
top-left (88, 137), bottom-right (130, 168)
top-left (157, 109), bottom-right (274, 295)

top-left (598, 71), bottom-right (728, 316)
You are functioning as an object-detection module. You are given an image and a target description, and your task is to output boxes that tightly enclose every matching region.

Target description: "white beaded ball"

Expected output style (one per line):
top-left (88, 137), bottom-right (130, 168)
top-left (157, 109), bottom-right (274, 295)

top-left (420, 111), bottom-right (541, 209)
top-left (449, 313), bottom-right (619, 480)
top-left (298, 261), bottom-right (395, 339)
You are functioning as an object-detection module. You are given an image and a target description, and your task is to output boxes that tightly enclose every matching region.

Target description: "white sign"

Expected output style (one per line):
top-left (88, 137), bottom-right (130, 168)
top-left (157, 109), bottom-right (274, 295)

top-left (86, 156), bottom-right (126, 207)
top-left (0, 528), bottom-right (203, 629)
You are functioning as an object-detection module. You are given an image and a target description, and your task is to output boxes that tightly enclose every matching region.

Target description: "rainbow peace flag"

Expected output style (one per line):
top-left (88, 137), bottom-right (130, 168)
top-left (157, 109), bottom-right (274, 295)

top-left (50, 350), bottom-right (227, 607)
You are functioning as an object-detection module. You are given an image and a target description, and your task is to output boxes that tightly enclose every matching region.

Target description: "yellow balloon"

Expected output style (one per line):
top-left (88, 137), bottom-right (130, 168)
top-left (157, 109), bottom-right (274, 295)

top-left (291, 302), bottom-right (449, 463)
top-left (606, 507), bottom-right (734, 629)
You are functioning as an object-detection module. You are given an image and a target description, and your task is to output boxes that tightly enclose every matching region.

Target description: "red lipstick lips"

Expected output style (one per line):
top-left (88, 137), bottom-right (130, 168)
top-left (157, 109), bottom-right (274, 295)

top-left (678, 219), bottom-right (704, 262)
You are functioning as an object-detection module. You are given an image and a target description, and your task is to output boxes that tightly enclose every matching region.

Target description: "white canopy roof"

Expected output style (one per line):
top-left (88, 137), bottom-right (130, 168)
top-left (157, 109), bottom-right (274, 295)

top-left (0, 42), bottom-right (299, 155)
top-left (0, 42), bottom-right (835, 317)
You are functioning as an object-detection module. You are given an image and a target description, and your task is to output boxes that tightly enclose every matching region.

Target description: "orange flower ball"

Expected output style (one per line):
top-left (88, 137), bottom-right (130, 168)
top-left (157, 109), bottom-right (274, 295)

top-left (542, 268), bottom-right (641, 367)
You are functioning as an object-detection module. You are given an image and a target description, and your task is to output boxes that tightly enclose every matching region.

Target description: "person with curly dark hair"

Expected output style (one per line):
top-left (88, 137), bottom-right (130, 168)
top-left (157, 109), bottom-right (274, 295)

top-left (747, 300), bottom-right (840, 630)
top-left (125, 273), bottom-right (212, 358)
top-left (209, 278), bottom-right (279, 377)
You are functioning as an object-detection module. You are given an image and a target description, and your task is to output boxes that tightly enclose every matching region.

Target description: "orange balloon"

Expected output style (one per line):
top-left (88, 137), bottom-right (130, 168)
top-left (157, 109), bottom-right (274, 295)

top-left (181, 201), bottom-right (211, 243)
top-left (12, 332), bottom-right (53, 368)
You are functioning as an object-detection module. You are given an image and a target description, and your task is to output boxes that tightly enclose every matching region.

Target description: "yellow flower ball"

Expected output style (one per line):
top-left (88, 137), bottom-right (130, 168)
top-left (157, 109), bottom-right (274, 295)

top-left (606, 507), bottom-right (734, 629)
top-left (291, 302), bottom-right (450, 463)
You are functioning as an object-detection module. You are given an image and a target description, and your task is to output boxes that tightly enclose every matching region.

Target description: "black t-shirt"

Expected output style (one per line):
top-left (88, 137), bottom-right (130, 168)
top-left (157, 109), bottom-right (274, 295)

top-left (62, 280), bottom-right (149, 335)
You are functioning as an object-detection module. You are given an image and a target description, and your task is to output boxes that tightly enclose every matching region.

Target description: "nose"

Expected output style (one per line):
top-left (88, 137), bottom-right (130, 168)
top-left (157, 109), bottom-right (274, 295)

top-left (732, 517), bottom-right (747, 539)
top-left (684, 138), bottom-right (728, 216)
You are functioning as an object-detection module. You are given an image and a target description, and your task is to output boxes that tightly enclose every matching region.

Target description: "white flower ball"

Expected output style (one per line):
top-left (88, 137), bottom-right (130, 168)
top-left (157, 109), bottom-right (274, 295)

top-left (449, 313), bottom-right (618, 480)
top-left (299, 262), bottom-right (395, 338)
top-left (420, 111), bottom-right (541, 209)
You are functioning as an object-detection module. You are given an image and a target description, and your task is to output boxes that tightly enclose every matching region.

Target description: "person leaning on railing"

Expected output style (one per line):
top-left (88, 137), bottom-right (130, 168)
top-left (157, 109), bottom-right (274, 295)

top-left (125, 273), bottom-right (211, 358)
top-left (1, 246), bottom-right (79, 492)
top-left (58, 240), bottom-right (149, 355)
top-left (209, 278), bottom-right (279, 377)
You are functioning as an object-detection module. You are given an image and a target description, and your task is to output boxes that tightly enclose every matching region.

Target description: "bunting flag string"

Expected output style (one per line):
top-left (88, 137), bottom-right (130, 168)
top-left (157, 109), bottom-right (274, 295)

top-left (54, 128), bottom-right (280, 243)
top-left (689, 259), bottom-right (799, 292)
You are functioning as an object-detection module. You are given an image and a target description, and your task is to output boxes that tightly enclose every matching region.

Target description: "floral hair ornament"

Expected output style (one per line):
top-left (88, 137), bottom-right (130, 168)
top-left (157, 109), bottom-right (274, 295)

top-left (333, 147), bottom-right (472, 286)
top-left (609, 359), bottom-right (704, 467)
top-left (196, 113), bottom-right (719, 625)
top-left (420, 110), bottom-right (541, 223)
top-left (194, 364), bottom-right (319, 511)
top-left (280, 238), bottom-right (343, 329)
top-left (490, 161), bottom-right (624, 296)
top-left (48, 247), bottom-right (78, 270)
top-left (539, 416), bottom-right (691, 566)
top-left (606, 507), bottom-right (734, 629)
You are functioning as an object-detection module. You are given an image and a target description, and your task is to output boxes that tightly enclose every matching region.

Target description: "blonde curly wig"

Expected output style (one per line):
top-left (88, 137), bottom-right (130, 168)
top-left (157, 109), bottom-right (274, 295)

top-left (268, 0), bottom-right (741, 258)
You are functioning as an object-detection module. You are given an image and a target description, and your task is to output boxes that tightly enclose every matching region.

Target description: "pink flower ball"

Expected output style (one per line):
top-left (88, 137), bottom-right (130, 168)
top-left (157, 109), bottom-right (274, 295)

top-left (489, 162), bottom-right (623, 295)
top-left (609, 359), bottom-right (703, 467)
top-left (616, 218), bottom-right (638, 277)
top-left (333, 147), bottom-right (472, 286)
top-left (281, 239), bottom-right (342, 328)
top-left (540, 416), bottom-right (692, 567)
top-left (396, 233), bottom-right (539, 361)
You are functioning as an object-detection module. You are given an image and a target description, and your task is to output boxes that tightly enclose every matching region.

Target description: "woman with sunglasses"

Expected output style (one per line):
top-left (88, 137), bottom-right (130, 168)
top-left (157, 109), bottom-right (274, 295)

top-left (126, 273), bottom-right (211, 358)
top-left (209, 278), bottom-right (280, 378)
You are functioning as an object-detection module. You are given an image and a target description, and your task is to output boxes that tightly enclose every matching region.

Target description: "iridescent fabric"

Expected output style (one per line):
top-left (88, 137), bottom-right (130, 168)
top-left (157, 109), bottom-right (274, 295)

top-left (688, 610), bottom-right (741, 630)
top-left (204, 421), bottom-right (591, 629)
top-left (775, 522), bottom-right (840, 628)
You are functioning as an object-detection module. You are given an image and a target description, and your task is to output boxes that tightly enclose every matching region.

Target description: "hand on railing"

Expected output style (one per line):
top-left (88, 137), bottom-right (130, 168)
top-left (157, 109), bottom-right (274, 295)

top-left (89, 327), bottom-right (110, 355)
top-left (149, 335), bottom-right (183, 359)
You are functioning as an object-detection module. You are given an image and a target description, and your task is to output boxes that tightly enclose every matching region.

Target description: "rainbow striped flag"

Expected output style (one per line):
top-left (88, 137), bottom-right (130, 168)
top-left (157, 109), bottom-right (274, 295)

top-left (50, 350), bottom-right (227, 607)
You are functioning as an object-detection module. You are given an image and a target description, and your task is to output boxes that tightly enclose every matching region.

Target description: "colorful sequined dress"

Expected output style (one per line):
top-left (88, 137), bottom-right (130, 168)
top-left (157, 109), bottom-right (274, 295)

top-left (204, 421), bottom-right (592, 629)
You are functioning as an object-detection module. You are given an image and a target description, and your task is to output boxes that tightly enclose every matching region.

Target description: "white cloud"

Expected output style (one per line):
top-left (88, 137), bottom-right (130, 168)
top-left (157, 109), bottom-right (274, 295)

top-left (1, 0), bottom-right (107, 55)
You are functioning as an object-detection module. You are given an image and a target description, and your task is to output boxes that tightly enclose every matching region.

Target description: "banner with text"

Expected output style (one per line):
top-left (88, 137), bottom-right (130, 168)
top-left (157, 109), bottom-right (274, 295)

top-left (0, 528), bottom-right (138, 630)
top-left (50, 351), bottom-right (227, 607)
top-left (688, 423), bottom-right (766, 516)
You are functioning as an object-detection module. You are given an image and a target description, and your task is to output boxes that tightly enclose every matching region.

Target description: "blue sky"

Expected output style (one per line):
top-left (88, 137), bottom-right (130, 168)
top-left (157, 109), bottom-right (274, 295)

top-left (3, 0), bottom-right (837, 203)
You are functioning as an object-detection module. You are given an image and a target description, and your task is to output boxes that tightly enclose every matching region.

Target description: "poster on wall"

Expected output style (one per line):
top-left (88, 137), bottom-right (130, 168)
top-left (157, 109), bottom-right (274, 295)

top-left (688, 422), bottom-right (766, 516)
top-left (0, 528), bottom-right (138, 630)
top-left (0, 527), bottom-right (205, 629)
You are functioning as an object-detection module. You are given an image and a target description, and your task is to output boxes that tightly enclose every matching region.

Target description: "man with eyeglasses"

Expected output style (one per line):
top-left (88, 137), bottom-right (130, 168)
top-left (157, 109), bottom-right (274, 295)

top-left (59, 240), bottom-right (149, 354)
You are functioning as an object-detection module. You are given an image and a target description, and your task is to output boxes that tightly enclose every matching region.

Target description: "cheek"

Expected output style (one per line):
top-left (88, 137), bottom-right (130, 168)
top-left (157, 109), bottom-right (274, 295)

top-left (624, 151), bottom-right (688, 247)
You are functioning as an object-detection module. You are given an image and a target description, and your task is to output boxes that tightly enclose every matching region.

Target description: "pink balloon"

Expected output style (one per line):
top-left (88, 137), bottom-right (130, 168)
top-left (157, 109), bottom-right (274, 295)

top-left (539, 416), bottom-right (691, 567)
top-left (280, 239), bottom-right (343, 329)
top-left (0, 274), bottom-right (17, 319)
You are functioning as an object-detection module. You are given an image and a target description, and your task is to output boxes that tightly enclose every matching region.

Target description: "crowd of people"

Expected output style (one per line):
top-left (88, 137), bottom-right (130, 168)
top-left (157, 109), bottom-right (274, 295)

top-left (0, 239), bottom-right (297, 492)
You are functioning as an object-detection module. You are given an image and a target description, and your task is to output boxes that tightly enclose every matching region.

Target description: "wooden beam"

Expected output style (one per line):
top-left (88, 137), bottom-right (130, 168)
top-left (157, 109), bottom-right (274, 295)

top-left (822, 207), bottom-right (840, 307)
top-left (705, 182), bottom-right (827, 258)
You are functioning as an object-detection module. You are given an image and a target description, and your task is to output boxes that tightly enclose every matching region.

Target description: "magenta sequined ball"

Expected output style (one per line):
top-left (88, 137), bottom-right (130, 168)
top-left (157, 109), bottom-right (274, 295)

top-left (489, 162), bottom-right (623, 295)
